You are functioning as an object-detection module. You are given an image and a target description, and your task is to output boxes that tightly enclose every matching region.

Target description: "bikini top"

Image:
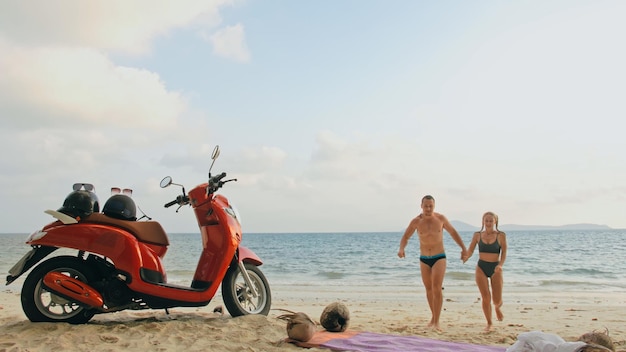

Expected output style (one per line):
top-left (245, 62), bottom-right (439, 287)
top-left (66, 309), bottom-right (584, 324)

top-left (478, 232), bottom-right (501, 254)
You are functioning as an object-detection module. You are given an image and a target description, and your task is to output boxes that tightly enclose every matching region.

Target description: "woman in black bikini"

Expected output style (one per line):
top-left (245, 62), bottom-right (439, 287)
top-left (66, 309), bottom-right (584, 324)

top-left (463, 211), bottom-right (508, 331)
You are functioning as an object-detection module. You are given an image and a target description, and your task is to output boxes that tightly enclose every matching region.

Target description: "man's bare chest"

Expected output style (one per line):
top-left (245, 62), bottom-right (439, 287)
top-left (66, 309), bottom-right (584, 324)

top-left (417, 218), bottom-right (443, 236)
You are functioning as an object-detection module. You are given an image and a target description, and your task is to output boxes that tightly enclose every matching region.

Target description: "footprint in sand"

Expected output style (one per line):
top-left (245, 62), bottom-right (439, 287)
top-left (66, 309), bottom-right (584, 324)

top-left (99, 335), bottom-right (120, 343)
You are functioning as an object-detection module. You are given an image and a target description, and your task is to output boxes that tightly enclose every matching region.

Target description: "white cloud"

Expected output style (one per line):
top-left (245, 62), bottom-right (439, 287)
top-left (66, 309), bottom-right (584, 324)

top-left (0, 43), bottom-right (186, 129)
top-left (241, 146), bottom-right (287, 168)
top-left (205, 24), bottom-right (251, 63)
top-left (0, 1), bottom-right (246, 131)
top-left (0, 1), bottom-right (232, 54)
top-left (0, 1), bottom-right (250, 133)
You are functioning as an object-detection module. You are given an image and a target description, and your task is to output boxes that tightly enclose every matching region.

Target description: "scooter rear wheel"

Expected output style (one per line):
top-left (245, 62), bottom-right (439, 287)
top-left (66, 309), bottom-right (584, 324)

top-left (222, 262), bottom-right (271, 316)
top-left (21, 256), bottom-right (97, 324)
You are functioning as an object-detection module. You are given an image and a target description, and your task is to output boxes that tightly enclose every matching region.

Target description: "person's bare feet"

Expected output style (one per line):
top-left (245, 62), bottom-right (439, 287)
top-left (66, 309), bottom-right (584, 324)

top-left (427, 320), bottom-right (444, 332)
top-left (495, 304), bottom-right (504, 321)
top-left (482, 324), bottom-right (493, 333)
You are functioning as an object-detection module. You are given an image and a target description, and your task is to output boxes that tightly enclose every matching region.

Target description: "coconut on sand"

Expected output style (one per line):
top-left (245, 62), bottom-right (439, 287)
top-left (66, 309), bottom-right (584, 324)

top-left (320, 302), bottom-right (350, 333)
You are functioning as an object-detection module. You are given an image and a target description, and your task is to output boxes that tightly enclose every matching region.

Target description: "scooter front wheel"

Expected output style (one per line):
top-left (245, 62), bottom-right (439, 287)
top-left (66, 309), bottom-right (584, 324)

top-left (222, 263), bottom-right (271, 316)
top-left (21, 256), bottom-right (97, 324)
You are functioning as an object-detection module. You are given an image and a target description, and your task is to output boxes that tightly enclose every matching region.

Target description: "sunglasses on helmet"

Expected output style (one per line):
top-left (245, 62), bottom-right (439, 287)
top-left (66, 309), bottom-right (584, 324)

top-left (73, 183), bottom-right (95, 192)
top-left (111, 187), bottom-right (133, 196)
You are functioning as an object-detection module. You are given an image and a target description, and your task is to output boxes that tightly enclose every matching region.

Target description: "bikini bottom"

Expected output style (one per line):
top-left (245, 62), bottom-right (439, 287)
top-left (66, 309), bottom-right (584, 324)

top-left (477, 259), bottom-right (499, 278)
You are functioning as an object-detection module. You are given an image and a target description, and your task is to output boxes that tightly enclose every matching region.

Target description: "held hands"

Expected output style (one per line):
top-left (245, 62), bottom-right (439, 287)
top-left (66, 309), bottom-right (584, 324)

top-left (461, 250), bottom-right (470, 263)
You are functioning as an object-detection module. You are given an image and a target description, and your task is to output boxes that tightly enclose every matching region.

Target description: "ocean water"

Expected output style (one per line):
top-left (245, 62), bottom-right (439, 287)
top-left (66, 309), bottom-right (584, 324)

top-left (238, 230), bottom-right (626, 294)
top-left (2, 230), bottom-right (625, 299)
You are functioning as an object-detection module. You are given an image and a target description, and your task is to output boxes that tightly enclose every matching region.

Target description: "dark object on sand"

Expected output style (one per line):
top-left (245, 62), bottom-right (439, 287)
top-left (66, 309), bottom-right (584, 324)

top-left (320, 302), bottom-right (350, 332)
top-left (580, 345), bottom-right (613, 352)
top-left (277, 310), bottom-right (317, 342)
top-left (578, 330), bottom-right (615, 352)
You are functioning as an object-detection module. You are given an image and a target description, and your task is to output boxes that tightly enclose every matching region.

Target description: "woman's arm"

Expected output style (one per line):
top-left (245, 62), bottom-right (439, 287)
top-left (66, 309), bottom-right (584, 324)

top-left (463, 232), bottom-right (480, 263)
top-left (498, 232), bottom-right (507, 265)
top-left (496, 232), bottom-right (507, 272)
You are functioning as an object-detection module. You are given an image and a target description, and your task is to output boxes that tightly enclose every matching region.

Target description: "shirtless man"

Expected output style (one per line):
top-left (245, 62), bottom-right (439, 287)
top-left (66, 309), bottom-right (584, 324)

top-left (397, 195), bottom-right (467, 331)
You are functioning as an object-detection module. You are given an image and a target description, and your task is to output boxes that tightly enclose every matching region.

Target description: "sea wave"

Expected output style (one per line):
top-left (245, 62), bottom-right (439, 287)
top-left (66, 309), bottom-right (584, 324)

top-left (317, 271), bottom-right (345, 280)
top-left (560, 267), bottom-right (616, 277)
top-left (445, 271), bottom-right (475, 281)
top-left (535, 279), bottom-right (626, 289)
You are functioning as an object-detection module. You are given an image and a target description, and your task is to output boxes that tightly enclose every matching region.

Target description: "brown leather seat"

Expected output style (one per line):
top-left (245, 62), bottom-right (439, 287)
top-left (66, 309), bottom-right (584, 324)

top-left (83, 213), bottom-right (169, 246)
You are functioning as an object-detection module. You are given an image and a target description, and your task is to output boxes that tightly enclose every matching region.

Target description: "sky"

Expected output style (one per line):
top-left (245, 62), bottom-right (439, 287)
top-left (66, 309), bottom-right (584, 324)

top-left (1, 1), bottom-right (625, 234)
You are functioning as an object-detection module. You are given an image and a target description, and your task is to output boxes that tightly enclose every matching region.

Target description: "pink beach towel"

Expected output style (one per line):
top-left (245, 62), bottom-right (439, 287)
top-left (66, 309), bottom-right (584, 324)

top-left (288, 330), bottom-right (507, 352)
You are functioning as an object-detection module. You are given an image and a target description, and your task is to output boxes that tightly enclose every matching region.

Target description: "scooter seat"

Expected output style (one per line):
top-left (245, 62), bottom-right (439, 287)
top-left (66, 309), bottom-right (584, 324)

top-left (82, 213), bottom-right (169, 246)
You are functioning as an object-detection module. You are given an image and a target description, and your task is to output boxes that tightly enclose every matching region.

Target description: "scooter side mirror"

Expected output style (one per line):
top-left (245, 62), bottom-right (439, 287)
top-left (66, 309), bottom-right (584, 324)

top-left (160, 176), bottom-right (173, 188)
top-left (208, 145), bottom-right (221, 177)
top-left (211, 145), bottom-right (220, 160)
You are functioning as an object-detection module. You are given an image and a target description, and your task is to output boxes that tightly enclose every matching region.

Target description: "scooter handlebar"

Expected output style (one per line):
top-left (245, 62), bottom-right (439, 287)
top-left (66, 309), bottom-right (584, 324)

top-left (206, 172), bottom-right (228, 194)
top-left (164, 195), bottom-right (189, 208)
top-left (210, 172), bottom-right (227, 184)
top-left (164, 199), bottom-right (178, 208)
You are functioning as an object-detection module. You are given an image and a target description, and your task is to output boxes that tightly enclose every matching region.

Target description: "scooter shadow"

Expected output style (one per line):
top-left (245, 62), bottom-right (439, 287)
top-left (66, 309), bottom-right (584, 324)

top-left (91, 308), bottom-right (230, 325)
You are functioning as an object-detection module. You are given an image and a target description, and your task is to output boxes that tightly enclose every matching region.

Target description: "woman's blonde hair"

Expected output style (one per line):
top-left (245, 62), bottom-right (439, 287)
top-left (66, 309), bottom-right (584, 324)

top-left (480, 211), bottom-right (499, 232)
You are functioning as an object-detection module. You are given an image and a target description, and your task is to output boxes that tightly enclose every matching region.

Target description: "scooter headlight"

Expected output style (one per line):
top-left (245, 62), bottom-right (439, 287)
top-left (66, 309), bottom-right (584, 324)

top-left (27, 230), bottom-right (47, 242)
top-left (224, 204), bottom-right (242, 226)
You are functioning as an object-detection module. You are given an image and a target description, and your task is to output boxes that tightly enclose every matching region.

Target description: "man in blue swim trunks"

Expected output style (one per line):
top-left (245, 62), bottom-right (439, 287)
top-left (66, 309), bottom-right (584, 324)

top-left (397, 195), bottom-right (467, 332)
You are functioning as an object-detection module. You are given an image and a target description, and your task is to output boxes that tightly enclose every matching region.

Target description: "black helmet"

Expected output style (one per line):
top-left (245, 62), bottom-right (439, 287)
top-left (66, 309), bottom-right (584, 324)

top-left (103, 194), bottom-right (137, 221)
top-left (89, 192), bottom-right (100, 213)
top-left (58, 190), bottom-right (96, 219)
top-left (71, 183), bottom-right (100, 212)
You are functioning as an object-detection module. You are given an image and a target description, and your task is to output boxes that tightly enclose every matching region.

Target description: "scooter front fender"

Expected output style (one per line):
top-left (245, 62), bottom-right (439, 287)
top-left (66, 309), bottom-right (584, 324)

top-left (238, 245), bottom-right (263, 266)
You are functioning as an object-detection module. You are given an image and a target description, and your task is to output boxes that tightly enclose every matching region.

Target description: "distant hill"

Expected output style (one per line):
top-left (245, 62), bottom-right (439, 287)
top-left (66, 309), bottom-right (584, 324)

top-left (451, 220), bottom-right (479, 231)
top-left (450, 220), bottom-right (612, 231)
top-left (498, 223), bottom-right (612, 231)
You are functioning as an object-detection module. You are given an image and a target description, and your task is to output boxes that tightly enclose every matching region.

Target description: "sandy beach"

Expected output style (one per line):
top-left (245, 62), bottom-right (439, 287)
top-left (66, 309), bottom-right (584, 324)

top-left (1, 286), bottom-right (624, 352)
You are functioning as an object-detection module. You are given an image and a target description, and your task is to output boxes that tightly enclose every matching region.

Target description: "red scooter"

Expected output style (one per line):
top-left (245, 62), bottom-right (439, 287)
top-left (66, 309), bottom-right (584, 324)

top-left (6, 145), bottom-right (271, 324)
